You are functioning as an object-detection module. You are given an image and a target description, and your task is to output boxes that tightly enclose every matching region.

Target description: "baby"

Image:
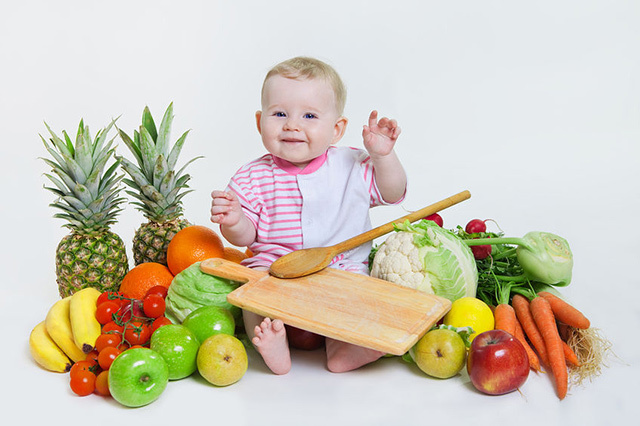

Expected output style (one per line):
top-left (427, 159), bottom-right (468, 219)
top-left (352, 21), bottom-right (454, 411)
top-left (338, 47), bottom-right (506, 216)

top-left (210, 56), bottom-right (407, 374)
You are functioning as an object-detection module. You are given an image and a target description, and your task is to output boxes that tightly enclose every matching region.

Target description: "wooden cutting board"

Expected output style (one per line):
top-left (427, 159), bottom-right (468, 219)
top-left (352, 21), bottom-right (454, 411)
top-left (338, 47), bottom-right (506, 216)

top-left (199, 258), bottom-right (451, 355)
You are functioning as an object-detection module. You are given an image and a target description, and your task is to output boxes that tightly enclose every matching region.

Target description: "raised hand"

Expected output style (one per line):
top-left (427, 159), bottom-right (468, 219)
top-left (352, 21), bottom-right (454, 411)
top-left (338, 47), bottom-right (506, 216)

top-left (362, 110), bottom-right (401, 157)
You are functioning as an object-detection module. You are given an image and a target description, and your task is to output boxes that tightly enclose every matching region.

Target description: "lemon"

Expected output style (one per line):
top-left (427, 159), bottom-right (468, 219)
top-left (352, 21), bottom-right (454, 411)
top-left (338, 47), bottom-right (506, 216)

top-left (442, 297), bottom-right (494, 342)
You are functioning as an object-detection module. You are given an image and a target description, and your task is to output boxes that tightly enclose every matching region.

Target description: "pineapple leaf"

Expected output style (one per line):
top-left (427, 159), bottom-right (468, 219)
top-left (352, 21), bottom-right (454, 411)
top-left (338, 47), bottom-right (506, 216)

top-left (139, 126), bottom-right (158, 180)
top-left (73, 182), bottom-right (94, 206)
top-left (159, 170), bottom-right (176, 195)
top-left (117, 129), bottom-right (144, 168)
top-left (152, 155), bottom-right (169, 189)
top-left (42, 122), bottom-right (73, 157)
top-left (166, 129), bottom-right (191, 170)
top-left (155, 102), bottom-right (173, 157)
top-left (94, 118), bottom-right (118, 156)
top-left (142, 106), bottom-right (158, 142)
top-left (175, 156), bottom-right (204, 180)
top-left (62, 195), bottom-right (89, 212)
top-left (43, 185), bottom-right (66, 198)
top-left (74, 124), bottom-right (93, 175)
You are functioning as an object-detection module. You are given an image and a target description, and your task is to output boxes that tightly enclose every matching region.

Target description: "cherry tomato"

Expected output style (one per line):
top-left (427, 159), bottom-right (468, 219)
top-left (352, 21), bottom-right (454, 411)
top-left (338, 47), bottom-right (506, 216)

top-left (143, 294), bottom-right (166, 318)
top-left (465, 219), bottom-right (487, 234)
top-left (70, 360), bottom-right (98, 380)
top-left (95, 301), bottom-right (121, 325)
top-left (97, 346), bottom-right (121, 370)
top-left (124, 321), bottom-right (152, 346)
top-left (151, 316), bottom-right (173, 333)
top-left (102, 321), bottom-right (124, 335)
top-left (95, 333), bottom-right (123, 353)
top-left (118, 299), bottom-right (145, 323)
top-left (94, 370), bottom-right (110, 397)
top-left (145, 285), bottom-right (169, 299)
top-left (423, 213), bottom-right (444, 227)
top-left (70, 370), bottom-right (96, 396)
top-left (96, 291), bottom-right (127, 308)
top-left (84, 350), bottom-right (99, 364)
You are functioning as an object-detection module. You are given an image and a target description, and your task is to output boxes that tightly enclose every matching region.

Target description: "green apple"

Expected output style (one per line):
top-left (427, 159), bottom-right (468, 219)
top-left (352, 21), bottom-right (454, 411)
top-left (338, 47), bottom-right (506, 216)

top-left (411, 328), bottom-right (467, 379)
top-left (182, 305), bottom-right (235, 343)
top-left (108, 348), bottom-right (169, 408)
top-left (150, 324), bottom-right (200, 380)
top-left (197, 334), bottom-right (248, 386)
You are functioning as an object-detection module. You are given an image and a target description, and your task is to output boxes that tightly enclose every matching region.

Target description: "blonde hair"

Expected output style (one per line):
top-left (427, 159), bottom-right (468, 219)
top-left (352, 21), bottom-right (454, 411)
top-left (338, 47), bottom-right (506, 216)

top-left (262, 56), bottom-right (347, 115)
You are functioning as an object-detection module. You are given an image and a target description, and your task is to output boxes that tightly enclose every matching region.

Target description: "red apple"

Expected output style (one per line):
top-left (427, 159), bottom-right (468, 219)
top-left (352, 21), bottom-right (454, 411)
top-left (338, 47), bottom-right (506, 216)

top-left (467, 329), bottom-right (529, 395)
top-left (285, 325), bottom-right (325, 350)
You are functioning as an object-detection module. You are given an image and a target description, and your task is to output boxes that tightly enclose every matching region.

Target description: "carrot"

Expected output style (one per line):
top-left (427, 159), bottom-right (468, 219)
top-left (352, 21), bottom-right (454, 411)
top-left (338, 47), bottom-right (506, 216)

top-left (512, 294), bottom-right (549, 366)
top-left (513, 315), bottom-right (541, 372)
top-left (494, 303), bottom-right (517, 336)
top-left (530, 296), bottom-right (568, 400)
top-left (562, 340), bottom-right (581, 367)
top-left (538, 291), bottom-right (590, 329)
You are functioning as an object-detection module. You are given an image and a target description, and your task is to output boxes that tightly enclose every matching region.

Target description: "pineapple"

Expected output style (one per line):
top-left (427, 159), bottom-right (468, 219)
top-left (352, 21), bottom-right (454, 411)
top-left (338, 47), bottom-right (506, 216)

top-left (41, 119), bottom-right (129, 297)
top-left (117, 102), bottom-right (201, 266)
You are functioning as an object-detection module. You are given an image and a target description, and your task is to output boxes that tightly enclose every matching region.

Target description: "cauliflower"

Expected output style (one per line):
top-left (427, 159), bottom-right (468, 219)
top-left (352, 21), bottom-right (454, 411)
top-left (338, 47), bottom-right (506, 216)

top-left (370, 220), bottom-right (478, 302)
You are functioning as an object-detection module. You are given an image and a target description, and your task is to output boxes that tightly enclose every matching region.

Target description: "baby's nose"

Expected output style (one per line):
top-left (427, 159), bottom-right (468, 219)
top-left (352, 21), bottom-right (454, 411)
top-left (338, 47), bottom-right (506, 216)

top-left (283, 117), bottom-right (301, 131)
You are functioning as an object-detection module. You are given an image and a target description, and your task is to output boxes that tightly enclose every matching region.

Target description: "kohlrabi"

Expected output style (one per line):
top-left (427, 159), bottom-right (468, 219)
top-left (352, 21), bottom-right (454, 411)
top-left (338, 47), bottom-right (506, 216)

top-left (465, 231), bottom-right (573, 286)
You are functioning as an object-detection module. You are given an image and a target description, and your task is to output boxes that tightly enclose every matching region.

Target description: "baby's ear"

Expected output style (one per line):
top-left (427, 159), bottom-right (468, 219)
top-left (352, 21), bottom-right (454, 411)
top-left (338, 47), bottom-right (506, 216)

top-left (332, 116), bottom-right (348, 144)
top-left (255, 111), bottom-right (262, 134)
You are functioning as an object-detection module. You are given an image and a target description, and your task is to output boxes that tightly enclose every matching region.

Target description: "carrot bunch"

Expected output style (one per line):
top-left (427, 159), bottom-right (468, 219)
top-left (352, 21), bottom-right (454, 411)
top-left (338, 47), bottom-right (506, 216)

top-left (495, 291), bottom-right (590, 400)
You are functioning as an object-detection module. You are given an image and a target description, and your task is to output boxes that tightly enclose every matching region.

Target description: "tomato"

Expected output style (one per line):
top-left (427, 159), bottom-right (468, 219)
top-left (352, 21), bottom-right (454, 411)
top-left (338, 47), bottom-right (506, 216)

top-left (95, 333), bottom-right (123, 353)
top-left (145, 285), bottom-right (169, 299)
top-left (84, 350), bottom-right (99, 364)
top-left (95, 301), bottom-right (121, 325)
top-left (69, 360), bottom-right (98, 380)
top-left (143, 294), bottom-right (166, 318)
top-left (118, 299), bottom-right (145, 323)
top-left (151, 316), bottom-right (173, 333)
top-left (94, 370), bottom-right (110, 397)
top-left (97, 346), bottom-right (121, 370)
top-left (102, 321), bottom-right (124, 335)
top-left (70, 370), bottom-right (96, 396)
top-left (124, 321), bottom-right (152, 346)
top-left (96, 291), bottom-right (127, 308)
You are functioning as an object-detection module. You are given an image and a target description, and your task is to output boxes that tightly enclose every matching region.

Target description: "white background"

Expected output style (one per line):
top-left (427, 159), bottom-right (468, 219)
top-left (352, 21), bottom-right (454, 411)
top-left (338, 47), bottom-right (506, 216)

top-left (1, 1), bottom-right (638, 424)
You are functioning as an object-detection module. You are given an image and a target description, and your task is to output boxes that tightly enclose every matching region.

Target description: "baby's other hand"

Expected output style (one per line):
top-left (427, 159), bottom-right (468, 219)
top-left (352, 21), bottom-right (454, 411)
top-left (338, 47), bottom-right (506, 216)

top-left (362, 110), bottom-right (401, 158)
top-left (210, 190), bottom-right (243, 226)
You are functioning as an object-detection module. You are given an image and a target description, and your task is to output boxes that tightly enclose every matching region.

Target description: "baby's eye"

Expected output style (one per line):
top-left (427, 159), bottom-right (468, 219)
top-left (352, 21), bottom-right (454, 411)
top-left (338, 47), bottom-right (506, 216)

top-left (274, 112), bottom-right (286, 117)
top-left (303, 113), bottom-right (317, 119)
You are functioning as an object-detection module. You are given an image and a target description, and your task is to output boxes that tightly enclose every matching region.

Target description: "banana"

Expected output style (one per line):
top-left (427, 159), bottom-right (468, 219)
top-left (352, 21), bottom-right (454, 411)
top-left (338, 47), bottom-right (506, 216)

top-left (29, 321), bottom-right (73, 373)
top-left (45, 296), bottom-right (87, 362)
top-left (70, 287), bottom-right (102, 353)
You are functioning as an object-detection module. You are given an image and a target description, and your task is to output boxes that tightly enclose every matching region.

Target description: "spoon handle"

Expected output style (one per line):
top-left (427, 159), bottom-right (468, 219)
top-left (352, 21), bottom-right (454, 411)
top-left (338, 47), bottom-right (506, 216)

top-left (333, 190), bottom-right (471, 254)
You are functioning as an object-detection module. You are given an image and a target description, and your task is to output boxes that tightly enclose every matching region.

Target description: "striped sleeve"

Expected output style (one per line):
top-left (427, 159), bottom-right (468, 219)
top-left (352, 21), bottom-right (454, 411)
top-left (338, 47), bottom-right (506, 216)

top-left (353, 148), bottom-right (406, 207)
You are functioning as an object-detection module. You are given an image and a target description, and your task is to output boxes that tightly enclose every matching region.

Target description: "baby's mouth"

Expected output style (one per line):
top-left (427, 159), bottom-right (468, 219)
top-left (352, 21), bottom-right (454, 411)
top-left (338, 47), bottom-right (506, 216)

top-left (281, 138), bottom-right (306, 144)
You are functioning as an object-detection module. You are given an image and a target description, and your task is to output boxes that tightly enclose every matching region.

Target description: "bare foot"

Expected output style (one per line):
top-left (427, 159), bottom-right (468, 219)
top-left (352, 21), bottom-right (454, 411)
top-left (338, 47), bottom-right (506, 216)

top-left (252, 318), bottom-right (292, 375)
top-left (325, 339), bottom-right (385, 373)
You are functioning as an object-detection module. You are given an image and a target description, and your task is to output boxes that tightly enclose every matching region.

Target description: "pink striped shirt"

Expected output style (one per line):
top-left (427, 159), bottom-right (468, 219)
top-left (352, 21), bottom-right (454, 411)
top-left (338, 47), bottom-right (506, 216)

top-left (227, 146), bottom-right (398, 272)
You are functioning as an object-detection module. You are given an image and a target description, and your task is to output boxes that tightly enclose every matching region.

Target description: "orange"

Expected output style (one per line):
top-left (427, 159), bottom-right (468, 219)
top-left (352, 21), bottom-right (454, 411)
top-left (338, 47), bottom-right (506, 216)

top-left (166, 225), bottom-right (225, 275)
top-left (223, 246), bottom-right (248, 264)
top-left (118, 262), bottom-right (174, 300)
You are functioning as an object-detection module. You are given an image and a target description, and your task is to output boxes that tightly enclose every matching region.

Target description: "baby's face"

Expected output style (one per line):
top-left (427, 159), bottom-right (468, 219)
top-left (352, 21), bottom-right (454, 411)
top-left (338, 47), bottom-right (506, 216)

top-left (257, 75), bottom-right (346, 168)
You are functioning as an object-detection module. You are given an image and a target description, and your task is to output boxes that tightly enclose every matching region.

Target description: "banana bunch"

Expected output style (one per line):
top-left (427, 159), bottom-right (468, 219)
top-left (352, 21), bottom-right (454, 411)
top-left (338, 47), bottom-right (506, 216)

top-left (29, 287), bottom-right (102, 372)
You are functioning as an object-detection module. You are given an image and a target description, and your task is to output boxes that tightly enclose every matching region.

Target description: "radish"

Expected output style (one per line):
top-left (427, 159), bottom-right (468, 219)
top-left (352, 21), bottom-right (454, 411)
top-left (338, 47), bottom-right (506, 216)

top-left (465, 219), bottom-right (487, 234)
top-left (423, 213), bottom-right (443, 227)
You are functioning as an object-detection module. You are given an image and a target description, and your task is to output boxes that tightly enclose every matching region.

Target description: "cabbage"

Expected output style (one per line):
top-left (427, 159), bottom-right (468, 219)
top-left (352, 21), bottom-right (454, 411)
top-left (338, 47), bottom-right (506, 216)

top-left (165, 261), bottom-right (242, 323)
top-left (370, 219), bottom-right (478, 302)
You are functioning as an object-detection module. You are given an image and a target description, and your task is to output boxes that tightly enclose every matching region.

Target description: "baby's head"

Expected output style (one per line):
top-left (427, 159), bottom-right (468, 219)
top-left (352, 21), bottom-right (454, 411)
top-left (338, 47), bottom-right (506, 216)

top-left (261, 57), bottom-right (346, 115)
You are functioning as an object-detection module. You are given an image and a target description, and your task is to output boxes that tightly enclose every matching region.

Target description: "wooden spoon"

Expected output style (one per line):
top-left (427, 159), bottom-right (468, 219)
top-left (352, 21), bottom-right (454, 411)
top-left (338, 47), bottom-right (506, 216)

top-left (268, 190), bottom-right (471, 278)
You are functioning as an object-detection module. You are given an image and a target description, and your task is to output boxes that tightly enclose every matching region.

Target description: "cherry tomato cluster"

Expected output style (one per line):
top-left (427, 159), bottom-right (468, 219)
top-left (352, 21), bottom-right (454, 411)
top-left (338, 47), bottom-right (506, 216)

top-left (68, 285), bottom-right (172, 397)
